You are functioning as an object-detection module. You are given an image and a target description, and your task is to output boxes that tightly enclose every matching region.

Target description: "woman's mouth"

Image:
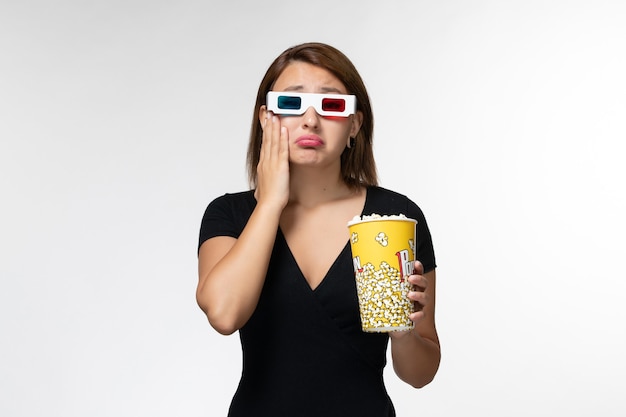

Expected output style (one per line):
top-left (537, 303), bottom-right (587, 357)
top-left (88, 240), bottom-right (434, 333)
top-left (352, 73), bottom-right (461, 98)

top-left (295, 135), bottom-right (324, 147)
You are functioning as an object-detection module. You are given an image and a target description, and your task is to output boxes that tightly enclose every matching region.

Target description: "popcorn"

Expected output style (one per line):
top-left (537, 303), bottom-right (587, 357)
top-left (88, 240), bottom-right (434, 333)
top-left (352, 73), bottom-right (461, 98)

top-left (355, 261), bottom-right (414, 332)
top-left (347, 213), bottom-right (408, 226)
top-left (374, 232), bottom-right (388, 247)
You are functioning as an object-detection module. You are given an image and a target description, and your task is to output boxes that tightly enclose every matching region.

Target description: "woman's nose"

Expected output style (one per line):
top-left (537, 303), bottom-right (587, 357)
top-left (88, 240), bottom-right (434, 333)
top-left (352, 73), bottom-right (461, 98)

top-left (301, 106), bottom-right (320, 129)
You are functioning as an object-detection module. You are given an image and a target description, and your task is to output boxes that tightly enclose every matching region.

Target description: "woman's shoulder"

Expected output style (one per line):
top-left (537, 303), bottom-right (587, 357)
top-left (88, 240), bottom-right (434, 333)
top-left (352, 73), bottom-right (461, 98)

top-left (365, 185), bottom-right (425, 218)
top-left (203, 189), bottom-right (257, 221)
top-left (366, 185), bottom-right (411, 200)
top-left (207, 189), bottom-right (256, 207)
top-left (199, 190), bottom-right (256, 245)
top-left (366, 185), bottom-right (415, 206)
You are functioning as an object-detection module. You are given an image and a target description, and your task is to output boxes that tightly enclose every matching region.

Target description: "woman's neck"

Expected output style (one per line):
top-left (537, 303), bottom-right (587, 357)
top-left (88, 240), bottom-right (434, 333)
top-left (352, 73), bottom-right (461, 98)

top-left (287, 167), bottom-right (353, 208)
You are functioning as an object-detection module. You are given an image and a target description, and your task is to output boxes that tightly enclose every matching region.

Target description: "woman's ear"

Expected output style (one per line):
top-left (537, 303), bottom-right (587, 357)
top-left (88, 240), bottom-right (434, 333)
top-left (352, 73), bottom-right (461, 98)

top-left (350, 110), bottom-right (364, 138)
top-left (259, 105), bottom-right (268, 129)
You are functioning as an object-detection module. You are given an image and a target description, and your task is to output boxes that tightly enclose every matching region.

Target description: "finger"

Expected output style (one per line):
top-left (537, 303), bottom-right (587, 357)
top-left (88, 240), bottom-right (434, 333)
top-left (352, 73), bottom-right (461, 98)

top-left (260, 114), bottom-right (281, 165)
top-left (408, 310), bottom-right (425, 323)
top-left (412, 260), bottom-right (424, 275)
top-left (408, 289), bottom-right (427, 313)
top-left (408, 288), bottom-right (428, 306)
top-left (407, 271), bottom-right (427, 289)
top-left (270, 115), bottom-right (281, 149)
top-left (279, 126), bottom-right (289, 158)
top-left (410, 274), bottom-right (428, 290)
top-left (263, 114), bottom-right (280, 163)
top-left (260, 112), bottom-right (273, 160)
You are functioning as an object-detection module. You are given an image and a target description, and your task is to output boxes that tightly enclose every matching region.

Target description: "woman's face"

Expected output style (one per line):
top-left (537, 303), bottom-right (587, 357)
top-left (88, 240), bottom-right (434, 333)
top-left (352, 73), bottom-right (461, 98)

top-left (260, 61), bottom-right (362, 168)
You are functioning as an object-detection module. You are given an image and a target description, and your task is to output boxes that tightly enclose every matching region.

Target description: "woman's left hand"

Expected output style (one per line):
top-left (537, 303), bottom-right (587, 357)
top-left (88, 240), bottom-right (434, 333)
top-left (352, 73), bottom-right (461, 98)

top-left (389, 261), bottom-right (429, 340)
top-left (387, 261), bottom-right (440, 386)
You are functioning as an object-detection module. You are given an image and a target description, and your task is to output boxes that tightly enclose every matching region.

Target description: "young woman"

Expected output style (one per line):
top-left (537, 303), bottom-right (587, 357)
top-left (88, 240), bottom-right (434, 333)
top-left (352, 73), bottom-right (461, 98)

top-left (196, 42), bottom-right (440, 417)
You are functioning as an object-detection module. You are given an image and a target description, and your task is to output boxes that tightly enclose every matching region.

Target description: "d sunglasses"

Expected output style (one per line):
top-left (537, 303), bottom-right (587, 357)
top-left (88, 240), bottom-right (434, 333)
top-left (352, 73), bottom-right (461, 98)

top-left (266, 91), bottom-right (357, 117)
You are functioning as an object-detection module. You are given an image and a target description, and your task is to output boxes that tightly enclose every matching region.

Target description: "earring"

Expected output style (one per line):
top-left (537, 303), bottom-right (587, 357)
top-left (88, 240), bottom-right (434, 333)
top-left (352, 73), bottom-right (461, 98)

top-left (347, 137), bottom-right (355, 148)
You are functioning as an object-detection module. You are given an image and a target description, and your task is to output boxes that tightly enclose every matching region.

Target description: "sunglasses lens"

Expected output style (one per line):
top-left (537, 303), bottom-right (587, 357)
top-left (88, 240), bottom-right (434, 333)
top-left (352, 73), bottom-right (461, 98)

top-left (321, 98), bottom-right (346, 113)
top-left (277, 95), bottom-right (302, 110)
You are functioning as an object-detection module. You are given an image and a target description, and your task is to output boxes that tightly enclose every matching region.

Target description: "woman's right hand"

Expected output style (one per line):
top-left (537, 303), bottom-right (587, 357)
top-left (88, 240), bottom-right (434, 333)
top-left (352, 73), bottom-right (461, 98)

top-left (255, 112), bottom-right (290, 210)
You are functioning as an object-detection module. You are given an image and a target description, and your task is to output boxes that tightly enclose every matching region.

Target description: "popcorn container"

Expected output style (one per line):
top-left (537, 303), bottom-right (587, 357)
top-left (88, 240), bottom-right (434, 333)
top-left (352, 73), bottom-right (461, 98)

top-left (347, 215), bottom-right (417, 332)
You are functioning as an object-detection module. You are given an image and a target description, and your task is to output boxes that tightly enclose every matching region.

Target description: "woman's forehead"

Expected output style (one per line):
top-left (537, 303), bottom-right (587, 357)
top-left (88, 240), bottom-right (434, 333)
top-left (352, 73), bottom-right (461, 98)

top-left (273, 62), bottom-right (347, 94)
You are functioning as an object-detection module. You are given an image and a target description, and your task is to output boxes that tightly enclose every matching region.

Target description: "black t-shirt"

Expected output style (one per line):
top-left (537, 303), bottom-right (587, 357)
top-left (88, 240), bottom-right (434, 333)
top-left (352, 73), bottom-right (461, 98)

top-left (198, 186), bottom-right (436, 417)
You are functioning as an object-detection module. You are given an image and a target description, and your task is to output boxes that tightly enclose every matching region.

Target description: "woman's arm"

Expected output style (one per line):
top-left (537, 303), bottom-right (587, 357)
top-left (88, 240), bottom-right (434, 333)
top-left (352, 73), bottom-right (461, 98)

top-left (196, 202), bottom-right (282, 335)
top-left (390, 264), bottom-right (441, 388)
top-left (196, 113), bottom-right (289, 335)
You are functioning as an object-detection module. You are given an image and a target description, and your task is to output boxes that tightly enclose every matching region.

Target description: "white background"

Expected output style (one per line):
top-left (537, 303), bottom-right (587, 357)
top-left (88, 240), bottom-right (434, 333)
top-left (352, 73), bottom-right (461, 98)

top-left (1, 1), bottom-right (625, 416)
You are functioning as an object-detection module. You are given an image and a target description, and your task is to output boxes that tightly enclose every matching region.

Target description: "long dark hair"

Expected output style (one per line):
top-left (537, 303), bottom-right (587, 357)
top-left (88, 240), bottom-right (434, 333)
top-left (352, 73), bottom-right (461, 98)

top-left (246, 42), bottom-right (377, 190)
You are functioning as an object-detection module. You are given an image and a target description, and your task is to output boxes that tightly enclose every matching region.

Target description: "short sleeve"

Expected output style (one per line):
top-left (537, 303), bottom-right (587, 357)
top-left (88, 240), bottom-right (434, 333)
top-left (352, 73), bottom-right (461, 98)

top-left (405, 200), bottom-right (437, 274)
top-left (197, 191), bottom-right (256, 253)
